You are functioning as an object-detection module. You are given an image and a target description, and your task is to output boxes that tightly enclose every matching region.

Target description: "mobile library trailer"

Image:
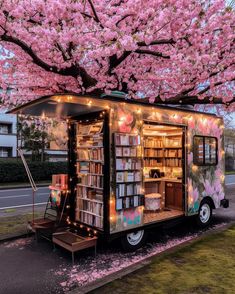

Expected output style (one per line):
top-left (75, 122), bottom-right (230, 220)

top-left (9, 93), bottom-right (229, 252)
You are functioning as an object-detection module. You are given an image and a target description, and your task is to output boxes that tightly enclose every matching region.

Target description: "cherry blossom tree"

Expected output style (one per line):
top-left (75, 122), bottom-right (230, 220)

top-left (0, 0), bottom-right (234, 107)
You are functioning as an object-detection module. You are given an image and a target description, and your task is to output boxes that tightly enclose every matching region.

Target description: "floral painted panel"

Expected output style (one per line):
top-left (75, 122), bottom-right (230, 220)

top-left (187, 115), bottom-right (225, 215)
top-left (109, 104), bottom-right (144, 233)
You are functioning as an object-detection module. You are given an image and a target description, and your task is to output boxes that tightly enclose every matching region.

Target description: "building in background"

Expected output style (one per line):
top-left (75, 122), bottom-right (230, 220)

top-left (0, 113), bottom-right (17, 157)
top-left (0, 112), bottom-right (67, 160)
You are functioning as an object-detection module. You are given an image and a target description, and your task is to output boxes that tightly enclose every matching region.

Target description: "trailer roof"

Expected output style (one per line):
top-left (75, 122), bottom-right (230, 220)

top-left (8, 92), bottom-right (219, 119)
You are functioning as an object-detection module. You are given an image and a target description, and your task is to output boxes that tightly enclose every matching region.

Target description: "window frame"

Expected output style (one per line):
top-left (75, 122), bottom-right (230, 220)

top-left (0, 147), bottom-right (13, 158)
top-left (193, 135), bottom-right (218, 166)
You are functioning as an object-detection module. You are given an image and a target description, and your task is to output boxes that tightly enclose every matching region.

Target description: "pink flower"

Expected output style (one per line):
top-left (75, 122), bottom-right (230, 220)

top-left (188, 152), bottom-right (193, 165)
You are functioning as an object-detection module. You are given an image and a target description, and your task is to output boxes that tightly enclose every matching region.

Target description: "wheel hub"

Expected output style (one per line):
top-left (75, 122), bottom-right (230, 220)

top-left (199, 203), bottom-right (210, 223)
top-left (127, 230), bottom-right (144, 246)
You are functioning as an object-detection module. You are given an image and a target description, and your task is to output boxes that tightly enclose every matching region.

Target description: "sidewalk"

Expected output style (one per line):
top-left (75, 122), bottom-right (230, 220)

top-left (0, 181), bottom-right (50, 190)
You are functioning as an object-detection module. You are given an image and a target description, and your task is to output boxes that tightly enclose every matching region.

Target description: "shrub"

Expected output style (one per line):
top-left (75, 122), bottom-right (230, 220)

top-left (0, 160), bottom-right (68, 183)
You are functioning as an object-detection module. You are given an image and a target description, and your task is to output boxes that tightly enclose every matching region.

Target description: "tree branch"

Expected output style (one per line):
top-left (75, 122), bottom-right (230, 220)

top-left (109, 51), bottom-right (132, 74)
top-left (198, 77), bottom-right (235, 95)
top-left (87, 0), bottom-right (104, 28)
top-left (0, 33), bottom-right (97, 89)
top-left (135, 49), bottom-right (170, 59)
top-left (137, 38), bottom-right (176, 47)
top-left (116, 14), bottom-right (134, 26)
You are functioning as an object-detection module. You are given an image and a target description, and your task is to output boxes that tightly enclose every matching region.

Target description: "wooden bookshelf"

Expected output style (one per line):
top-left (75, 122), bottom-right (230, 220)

top-left (113, 133), bottom-right (144, 211)
top-left (143, 135), bottom-right (182, 168)
top-left (75, 121), bottom-right (104, 229)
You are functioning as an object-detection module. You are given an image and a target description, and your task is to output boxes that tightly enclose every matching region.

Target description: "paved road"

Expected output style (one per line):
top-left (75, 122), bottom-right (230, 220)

top-left (225, 174), bottom-right (235, 186)
top-left (0, 174), bottom-right (233, 211)
top-left (0, 187), bottom-right (50, 210)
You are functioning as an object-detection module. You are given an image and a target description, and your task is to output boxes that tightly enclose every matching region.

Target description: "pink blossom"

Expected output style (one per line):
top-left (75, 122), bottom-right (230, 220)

top-left (0, 0), bottom-right (233, 107)
top-left (188, 152), bottom-right (193, 165)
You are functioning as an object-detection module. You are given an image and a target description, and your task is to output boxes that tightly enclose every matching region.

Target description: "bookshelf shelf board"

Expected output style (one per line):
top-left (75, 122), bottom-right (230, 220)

top-left (116, 169), bottom-right (142, 172)
top-left (77, 184), bottom-right (103, 190)
top-left (77, 146), bottom-right (103, 149)
top-left (77, 133), bottom-right (103, 137)
top-left (79, 210), bottom-right (103, 217)
top-left (144, 156), bottom-right (164, 158)
top-left (144, 147), bottom-right (163, 149)
top-left (163, 146), bottom-right (182, 149)
top-left (116, 156), bottom-right (142, 159)
top-left (144, 146), bottom-right (182, 149)
top-left (115, 144), bottom-right (139, 147)
top-left (77, 197), bottom-right (103, 204)
top-left (77, 172), bottom-right (104, 176)
top-left (144, 178), bottom-right (162, 182)
top-left (77, 160), bottom-right (104, 163)
top-left (117, 194), bottom-right (144, 198)
top-left (116, 180), bottom-right (142, 184)
top-left (144, 156), bottom-right (181, 158)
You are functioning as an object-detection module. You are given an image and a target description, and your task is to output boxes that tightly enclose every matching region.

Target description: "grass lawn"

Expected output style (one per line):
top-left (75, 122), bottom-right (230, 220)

top-left (225, 171), bottom-right (235, 175)
top-left (92, 226), bottom-right (235, 294)
top-left (0, 211), bottom-right (43, 238)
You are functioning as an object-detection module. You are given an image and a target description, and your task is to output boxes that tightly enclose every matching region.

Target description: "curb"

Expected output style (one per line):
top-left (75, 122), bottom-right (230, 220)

top-left (0, 183), bottom-right (50, 190)
top-left (0, 231), bottom-right (34, 243)
top-left (69, 221), bottom-right (235, 294)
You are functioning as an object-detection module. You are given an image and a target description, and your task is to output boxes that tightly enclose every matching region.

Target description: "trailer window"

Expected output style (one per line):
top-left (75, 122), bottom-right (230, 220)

top-left (193, 136), bottom-right (217, 166)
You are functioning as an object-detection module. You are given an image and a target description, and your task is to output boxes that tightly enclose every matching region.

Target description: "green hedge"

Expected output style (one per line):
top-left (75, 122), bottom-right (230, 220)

top-left (0, 161), bottom-right (68, 183)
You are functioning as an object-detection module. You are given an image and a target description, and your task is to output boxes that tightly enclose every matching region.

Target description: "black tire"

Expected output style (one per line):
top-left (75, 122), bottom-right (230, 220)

top-left (196, 200), bottom-right (213, 228)
top-left (121, 230), bottom-right (147, 251)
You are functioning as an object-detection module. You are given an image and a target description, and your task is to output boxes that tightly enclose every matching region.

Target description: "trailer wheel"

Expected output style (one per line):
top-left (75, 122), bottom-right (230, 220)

top-left (121, 230), bottom-right (146, 251)
top-left (196, 200), bottom-right (212, 227)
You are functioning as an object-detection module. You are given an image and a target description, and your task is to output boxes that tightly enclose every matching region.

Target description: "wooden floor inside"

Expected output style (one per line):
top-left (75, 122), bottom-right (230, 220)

top-left (144, 209), bottom-right (184, 224)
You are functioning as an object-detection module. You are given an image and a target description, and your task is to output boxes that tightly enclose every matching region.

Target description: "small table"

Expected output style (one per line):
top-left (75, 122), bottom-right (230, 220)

top-left (52, 231), bottom-right (97, 263)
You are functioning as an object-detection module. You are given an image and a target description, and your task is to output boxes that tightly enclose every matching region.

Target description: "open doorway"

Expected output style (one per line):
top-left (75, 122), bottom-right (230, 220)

top-left (142, 122), bottom-right (185, 224)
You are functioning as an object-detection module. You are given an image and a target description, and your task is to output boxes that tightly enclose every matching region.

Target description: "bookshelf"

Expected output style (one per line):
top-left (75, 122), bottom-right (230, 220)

top-left (75, 121), bottom-right (104, 229)
top-left (143, 135), bottom-right (182, 168)
top-left (113, 133), bottom-right (144, 211)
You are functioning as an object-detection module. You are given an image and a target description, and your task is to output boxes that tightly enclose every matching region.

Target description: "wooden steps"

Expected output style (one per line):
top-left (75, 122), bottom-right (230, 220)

top-left (53, 231), bottom-right (97, 263)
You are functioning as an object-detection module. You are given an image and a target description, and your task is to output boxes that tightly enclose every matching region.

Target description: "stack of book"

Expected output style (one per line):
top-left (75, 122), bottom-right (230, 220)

top-left (144, 138), bottom-right (163, 148)
top-left (114, 133), bottom-right (144, 211)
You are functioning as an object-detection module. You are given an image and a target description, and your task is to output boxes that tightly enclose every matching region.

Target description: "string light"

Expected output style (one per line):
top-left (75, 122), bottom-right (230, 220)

top-left (192, 164), bottom-right (198, 172)
top-left (87, 100), bottom-right (92, 107)
top-left (66, 95), bottom-right (73, 101)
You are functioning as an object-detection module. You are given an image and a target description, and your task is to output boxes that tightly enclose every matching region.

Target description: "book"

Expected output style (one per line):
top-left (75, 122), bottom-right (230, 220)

top-left (122, 147), bottom-right (130, 157)
top-left (116, 147), bottom-right (122, 157)
top-left (89, 122), bottom-right (103, 134)
top-left (116, 199), bottom-right (123, 210)
top-left (116, 172), bottom-right (124, 183)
